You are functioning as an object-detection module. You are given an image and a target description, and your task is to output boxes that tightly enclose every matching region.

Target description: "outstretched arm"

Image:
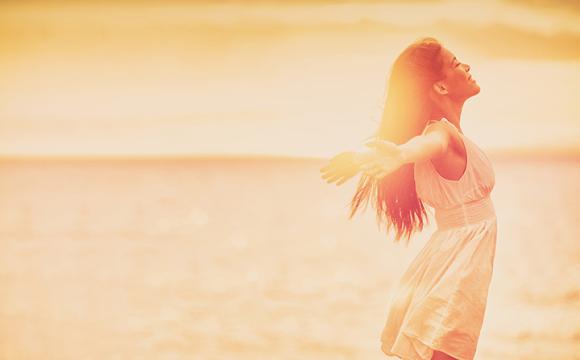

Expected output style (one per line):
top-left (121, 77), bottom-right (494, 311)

top-left (320, 123), bottom-right (452, 184)
top-left (361, 122), bottom-right (452, 178)
top-left (398, 123), bottom-right (452, 164)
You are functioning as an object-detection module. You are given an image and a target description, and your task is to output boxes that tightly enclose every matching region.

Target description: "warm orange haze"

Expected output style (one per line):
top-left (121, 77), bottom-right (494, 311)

top-left (0, 0), bottom-right (579, 158)
top-left (0, 0), bottom-right (579, 359)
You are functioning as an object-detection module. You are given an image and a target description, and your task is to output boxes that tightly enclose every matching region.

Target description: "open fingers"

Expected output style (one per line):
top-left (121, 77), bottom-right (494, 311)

top-left (321, 170), bottom-right (342, 183)
top-left (325, 169), bottom-right (350, 184)
top-left (336, 174), bottom-right (354, 186)
top-left (322, 172), bottom-right (341, 183)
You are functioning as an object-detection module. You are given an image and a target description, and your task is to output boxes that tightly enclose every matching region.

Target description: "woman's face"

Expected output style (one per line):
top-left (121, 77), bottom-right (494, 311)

top-left (435, 46), bottom-right (480, 101)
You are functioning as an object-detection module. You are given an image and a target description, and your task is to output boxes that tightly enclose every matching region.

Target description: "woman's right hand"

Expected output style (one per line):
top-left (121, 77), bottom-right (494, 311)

top-left (320, 139), bottom-right (404, 185)
top-left (359, 139), bottom-right (405, 179)
top-left (320, 150), bottom-right (365, 186)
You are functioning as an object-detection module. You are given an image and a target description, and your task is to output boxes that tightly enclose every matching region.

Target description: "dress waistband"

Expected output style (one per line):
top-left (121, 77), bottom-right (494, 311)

top-left (435, 195), bottom-right (496, 230)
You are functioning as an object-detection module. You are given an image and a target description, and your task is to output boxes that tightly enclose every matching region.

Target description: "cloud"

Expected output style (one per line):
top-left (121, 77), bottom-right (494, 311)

top-left (505, 0), bottom-right (580, 13)
top-left (427, 20), bottom-right (580, 60)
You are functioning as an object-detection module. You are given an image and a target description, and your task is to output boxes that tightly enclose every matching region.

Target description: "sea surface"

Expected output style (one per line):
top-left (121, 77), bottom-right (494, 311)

top-left (0, 155), bottom-right (578, 359)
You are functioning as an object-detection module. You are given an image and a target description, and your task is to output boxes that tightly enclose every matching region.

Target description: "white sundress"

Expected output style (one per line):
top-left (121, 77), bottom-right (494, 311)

top-left (379, 118), bottom-right (498, 360)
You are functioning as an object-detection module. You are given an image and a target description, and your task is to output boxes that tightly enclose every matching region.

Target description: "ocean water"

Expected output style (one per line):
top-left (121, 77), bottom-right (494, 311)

top-left (0, 155), bottom-right (578, 359)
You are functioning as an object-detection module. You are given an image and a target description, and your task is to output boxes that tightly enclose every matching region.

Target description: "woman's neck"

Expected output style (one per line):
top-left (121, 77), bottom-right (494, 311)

top-left (431, 98), bottom-right (465, 133)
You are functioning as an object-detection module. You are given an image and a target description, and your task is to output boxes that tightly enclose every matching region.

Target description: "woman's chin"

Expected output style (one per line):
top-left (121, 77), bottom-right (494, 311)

top-left (452, 84), bottom-right (481, 101)
top-left (470, 83), bottom-right (481, 96)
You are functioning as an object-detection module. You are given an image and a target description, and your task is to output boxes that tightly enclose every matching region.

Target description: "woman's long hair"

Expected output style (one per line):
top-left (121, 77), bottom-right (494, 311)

top-left (349, 37), bottom-right (446, 246)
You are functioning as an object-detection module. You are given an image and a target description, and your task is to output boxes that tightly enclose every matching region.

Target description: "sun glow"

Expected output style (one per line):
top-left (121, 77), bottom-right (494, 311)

top-left (0, 1), bottom-right (578, 157)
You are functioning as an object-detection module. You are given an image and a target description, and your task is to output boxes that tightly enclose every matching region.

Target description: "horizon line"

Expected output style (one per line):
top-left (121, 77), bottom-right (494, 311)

top-left (0, 148), bottom-right (579, 162)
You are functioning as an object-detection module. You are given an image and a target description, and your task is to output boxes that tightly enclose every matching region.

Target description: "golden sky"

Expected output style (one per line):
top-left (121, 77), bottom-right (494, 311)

top-left (0, 0), bottom-right (578, 157)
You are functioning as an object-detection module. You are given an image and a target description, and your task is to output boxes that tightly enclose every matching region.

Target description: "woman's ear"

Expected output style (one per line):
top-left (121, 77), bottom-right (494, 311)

top-left (432, 81), bottom-right (448, 95)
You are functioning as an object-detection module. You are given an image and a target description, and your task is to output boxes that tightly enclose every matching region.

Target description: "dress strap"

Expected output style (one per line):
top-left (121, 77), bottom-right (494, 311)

top-left (421, 119), bottom-right (442, 135)
top-left (441, 118), bottom-right (463, 136)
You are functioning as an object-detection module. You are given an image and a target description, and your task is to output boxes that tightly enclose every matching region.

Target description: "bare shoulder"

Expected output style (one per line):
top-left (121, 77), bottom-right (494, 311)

top-left (422, 119), bottom-right (455, 159)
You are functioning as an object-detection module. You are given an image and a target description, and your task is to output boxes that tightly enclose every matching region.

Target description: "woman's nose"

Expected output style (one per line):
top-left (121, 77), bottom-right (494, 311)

top-left (464, 64), bottom-right (471, 72)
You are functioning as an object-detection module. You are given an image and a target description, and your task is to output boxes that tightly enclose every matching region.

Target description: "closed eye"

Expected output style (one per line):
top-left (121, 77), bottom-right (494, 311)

top-left (452, 57), bottom-right (460, 68)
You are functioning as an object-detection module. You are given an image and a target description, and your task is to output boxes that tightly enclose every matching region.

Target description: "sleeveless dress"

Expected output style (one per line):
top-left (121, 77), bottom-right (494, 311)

top-left (379, 118), bottom-right (497, 360)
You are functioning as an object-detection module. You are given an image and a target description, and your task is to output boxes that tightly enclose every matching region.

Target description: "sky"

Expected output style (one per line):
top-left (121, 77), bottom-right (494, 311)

top-left (0, 0), bottom-right (578, 157)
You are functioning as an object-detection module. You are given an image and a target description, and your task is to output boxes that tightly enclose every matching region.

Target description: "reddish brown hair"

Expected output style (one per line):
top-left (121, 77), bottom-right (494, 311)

top-left (349, 37), bottom-right (446, 245)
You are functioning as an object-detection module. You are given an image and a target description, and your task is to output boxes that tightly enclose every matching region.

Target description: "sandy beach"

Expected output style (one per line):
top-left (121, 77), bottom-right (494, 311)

top-left (0, 155), bottom-right (578, 359)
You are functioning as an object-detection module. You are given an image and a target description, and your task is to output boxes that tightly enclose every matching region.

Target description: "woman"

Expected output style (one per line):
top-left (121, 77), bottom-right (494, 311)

top-left (319, 37), bottom-right (497, 360)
